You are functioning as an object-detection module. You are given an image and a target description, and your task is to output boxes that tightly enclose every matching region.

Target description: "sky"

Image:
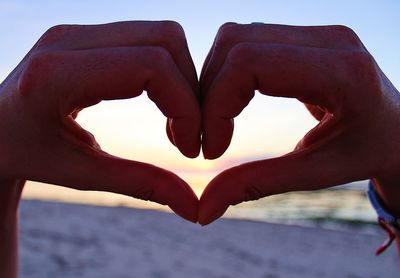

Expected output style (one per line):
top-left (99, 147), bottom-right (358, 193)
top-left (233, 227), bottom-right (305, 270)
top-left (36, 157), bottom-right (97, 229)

top-left (0, 0), bottom-right (399, 201)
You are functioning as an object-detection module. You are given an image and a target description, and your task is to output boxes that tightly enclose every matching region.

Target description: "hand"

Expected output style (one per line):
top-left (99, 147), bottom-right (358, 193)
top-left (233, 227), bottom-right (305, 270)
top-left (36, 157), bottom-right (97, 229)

top-left (0, 21), bottom-right (201, 222)
top-left (199, 23), bottom-right (400, 225)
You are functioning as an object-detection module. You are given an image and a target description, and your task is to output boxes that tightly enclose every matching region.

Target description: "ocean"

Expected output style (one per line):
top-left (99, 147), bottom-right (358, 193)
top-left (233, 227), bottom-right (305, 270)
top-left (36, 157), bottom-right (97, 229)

top-left (22, 180), bottom-right (378, 233)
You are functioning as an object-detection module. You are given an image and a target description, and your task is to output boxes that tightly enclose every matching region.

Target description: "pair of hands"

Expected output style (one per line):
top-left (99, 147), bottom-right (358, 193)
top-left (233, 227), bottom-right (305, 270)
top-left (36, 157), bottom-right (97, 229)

top-left (1, 21), bottom-right (399, 226)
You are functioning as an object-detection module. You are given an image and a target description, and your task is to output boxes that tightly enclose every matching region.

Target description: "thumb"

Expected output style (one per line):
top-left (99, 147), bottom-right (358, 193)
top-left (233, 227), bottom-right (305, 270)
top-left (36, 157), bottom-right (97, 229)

top-left (198, 136), bottom-right (374, 225)
top-left (16, 142), bottom-right (198, 223)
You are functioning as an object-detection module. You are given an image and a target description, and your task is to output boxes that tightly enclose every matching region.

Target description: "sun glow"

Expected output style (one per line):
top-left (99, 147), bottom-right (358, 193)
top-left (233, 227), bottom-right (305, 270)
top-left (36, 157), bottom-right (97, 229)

top-left (184, 158), bottom-right (218, 172)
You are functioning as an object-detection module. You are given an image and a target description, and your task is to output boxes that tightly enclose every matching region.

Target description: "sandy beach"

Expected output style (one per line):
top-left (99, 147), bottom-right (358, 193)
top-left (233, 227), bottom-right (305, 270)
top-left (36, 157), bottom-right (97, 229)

top-left (19, 200), bottom-right (398, 278)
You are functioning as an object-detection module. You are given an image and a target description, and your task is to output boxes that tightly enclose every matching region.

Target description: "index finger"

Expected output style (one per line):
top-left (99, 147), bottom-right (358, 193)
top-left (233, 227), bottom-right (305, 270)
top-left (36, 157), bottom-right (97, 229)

top-left (37, 21), bottom-right (199, 96)
top-left (202, 43), bottom-right (376, 159)
top-left (200, 23), bottom-right (364, 94)
top-left (19, 47), bottom-right (201, 158)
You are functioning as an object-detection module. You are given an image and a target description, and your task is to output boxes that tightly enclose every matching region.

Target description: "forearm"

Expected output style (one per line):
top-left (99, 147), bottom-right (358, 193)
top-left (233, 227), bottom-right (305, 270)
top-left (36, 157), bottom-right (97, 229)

top-left (0, 179), bottom-right (25, 278)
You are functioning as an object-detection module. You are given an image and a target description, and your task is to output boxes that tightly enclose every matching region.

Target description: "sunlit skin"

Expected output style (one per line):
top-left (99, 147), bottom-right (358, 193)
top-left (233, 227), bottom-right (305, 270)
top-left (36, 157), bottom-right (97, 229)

top-left (1, 21), bottom-right (400, 277)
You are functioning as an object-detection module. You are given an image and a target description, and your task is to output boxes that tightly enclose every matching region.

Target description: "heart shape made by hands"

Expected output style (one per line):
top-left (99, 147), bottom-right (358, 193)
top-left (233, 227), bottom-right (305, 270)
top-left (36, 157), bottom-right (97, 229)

top-left (4, 21), bottom-right (395, 226)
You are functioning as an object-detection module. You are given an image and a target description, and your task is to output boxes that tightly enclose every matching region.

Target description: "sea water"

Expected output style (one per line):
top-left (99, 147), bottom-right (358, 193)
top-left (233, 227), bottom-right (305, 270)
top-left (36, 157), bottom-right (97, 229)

top-left (23, 180), bottom-right (377, 233)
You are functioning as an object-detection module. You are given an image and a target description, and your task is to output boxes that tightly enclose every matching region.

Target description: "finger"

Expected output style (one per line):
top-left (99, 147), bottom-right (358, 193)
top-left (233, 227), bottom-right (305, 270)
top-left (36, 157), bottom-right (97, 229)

top-left (166, 119), bottom-right (176, 146)
top-left (37, 21), bottom-right (200, 150)
top-left (202, 43), bottom-right (374, 159)
top-left (19, 47), bottom-right (201, 158)
top-left (199, 128), bottom-right (377, 225)
top-left (10, 141), bottom-right (198, 223)
top-left (304, 104), bottom-right (326, 121)
top-left (199, 47), bottom-right (213, 103)
top-left (37, 21), bottom-right (199, 95)
top-left (201, 23), bottom-right (364, 93)
top-left (199, 22), bottom-right (237, 93)
top-left (199, 46), bottom-right (213, 85)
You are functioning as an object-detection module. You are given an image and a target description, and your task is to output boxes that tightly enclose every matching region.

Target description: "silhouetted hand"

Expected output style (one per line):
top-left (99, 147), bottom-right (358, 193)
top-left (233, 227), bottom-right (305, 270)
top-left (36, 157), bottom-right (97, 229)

top-left (0, 21), bottom-right (204, 277)
top-left (199, 23), bottom-right (400, 226)
top-left (0, 21), bottom-right (201, 223)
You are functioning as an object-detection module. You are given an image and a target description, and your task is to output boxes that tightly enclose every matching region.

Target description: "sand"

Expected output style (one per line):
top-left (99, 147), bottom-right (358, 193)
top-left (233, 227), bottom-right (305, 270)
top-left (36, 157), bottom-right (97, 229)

top-left (19, 200), bottom-right (398, 278)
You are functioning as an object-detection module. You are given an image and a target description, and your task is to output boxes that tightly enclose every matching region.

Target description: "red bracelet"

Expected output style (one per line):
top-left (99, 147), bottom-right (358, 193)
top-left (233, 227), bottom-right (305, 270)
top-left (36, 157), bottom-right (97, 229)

top-left (375, 217), bottom-right (396, 255)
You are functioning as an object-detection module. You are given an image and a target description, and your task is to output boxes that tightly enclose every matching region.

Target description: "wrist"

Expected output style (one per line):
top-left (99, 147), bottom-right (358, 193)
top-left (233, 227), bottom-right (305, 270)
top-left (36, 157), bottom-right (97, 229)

top-left (373, 83), bottom-right (400, 216)
top-left (371, 177), bottom-right (400, 217)
top-left (0, 179), bottom-right (25, 224)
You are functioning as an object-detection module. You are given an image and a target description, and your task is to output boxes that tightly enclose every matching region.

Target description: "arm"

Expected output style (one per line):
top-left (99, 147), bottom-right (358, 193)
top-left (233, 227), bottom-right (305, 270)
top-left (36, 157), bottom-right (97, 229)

top-left (0, 180), bottom-right (24, 278)
top-left (198, 23), bottom-right (400, 255)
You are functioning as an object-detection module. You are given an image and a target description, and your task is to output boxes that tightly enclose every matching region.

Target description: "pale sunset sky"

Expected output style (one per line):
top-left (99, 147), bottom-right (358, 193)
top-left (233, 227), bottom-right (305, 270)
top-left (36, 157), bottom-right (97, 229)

top-left (1, 1), bottom-right (399, 207)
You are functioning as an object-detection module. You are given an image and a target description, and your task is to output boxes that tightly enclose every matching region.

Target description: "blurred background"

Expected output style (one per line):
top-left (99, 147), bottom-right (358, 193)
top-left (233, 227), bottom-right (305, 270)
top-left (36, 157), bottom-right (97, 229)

top-left (1, 0), bottom-right (399, 229)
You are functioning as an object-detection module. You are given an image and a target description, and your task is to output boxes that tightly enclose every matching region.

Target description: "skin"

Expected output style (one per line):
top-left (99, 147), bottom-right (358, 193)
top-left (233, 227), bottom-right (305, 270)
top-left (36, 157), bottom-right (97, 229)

top-left (1, 21), bottom-right (399, 277)
top-left (198, 24), bottom-right (400, 255)
top-left (0, 21), bottom-right (202, 277)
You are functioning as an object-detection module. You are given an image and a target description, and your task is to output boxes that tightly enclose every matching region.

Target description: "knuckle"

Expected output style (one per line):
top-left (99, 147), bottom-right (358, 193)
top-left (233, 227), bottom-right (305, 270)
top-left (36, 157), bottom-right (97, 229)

top-left (37, 24), bottom-right (73, 48)
top-left (145, 46), bottom-right (174, 71)
top-left (225, 42), bottom-right (253, 66)
top-left (18, 51), bottom-right (59, 95)
top-left (243, 184), bottom-right (263, 202)
top-left (331, 24), bottom-right (356, 36)
top-left (134, 186), bottom-right (155, 202)
top-left (329, 25), bottom-right (364, 49)
top-left (219, 22), bottom-right (238, 30)
top-left (351, 51), bottom-right (381, 88)
top-left (338, 51), bottom-right (382, 111)
top-left (157, 21), bottom-right (188, 53)
top-left (159, 20), bottom-right (185, 36)
top-left (215, 23), bottom-right (238, 49)
top-left (218, 22), bottom-right (238, 34)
